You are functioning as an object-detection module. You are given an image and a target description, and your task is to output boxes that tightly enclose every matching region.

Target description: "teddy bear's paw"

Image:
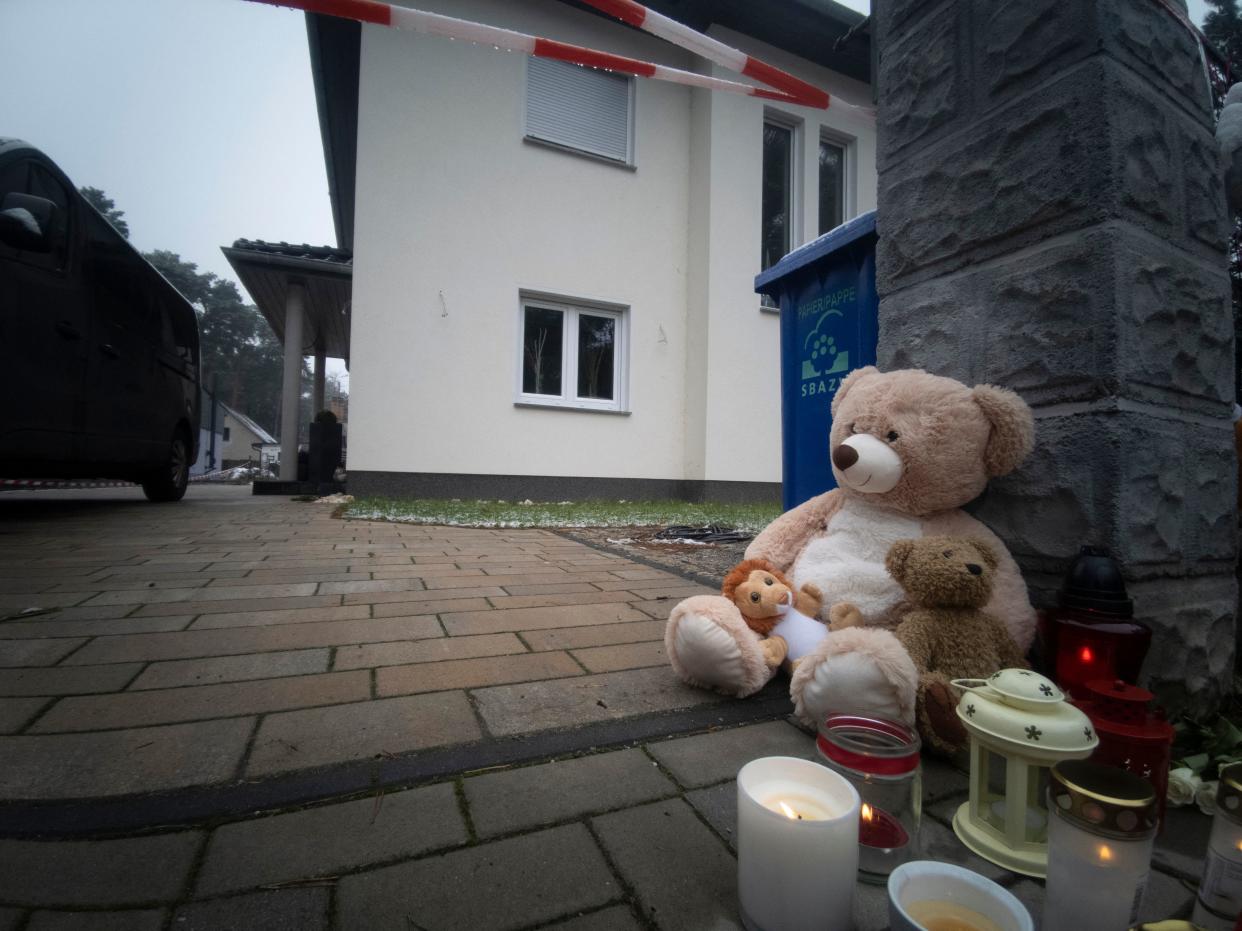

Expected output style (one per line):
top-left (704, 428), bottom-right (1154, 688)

top-left (827, 602), bottom-right (864, 631)
top-left (666, 597), bottom-right (773, 698)
top-left (789, 628), bottom-right (919, 727)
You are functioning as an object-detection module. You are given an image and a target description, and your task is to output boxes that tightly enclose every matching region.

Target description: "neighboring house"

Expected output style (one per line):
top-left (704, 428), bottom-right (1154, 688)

top-left (220, 405), bottom-right (278, 469)
top-left (302, 0), bottom-right (873, 501)
top-left (191, 389), bottom-right (225, 476)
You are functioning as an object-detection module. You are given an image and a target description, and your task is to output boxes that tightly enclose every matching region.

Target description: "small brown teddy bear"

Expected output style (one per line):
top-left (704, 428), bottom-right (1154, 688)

top-left (884, 535), bottom-right (1028, 755)
top-left (722, 559), bottom-right (824, 670)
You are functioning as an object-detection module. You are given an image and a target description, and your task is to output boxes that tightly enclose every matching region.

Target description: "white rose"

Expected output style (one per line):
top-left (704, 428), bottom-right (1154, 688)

top-left (1197, 780), bottom-right (1220, 817)
top-left (1168, 767), bottom-right (1203, 807)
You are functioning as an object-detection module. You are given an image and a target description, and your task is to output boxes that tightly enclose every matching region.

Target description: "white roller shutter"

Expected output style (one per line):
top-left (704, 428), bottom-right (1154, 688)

top-left (525, 57), bottom-right (633, 163)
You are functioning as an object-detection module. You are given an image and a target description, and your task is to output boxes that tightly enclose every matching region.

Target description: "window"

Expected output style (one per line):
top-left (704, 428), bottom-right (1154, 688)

top-left (761, 120), bottom-right (794, 273)
top-left (525, 57), bottom-right (634, 165)
top-left (222, 426), bottom-right (231, 441)
top-left (517, 295), bottom-right (628, 412)
top-left (818, 137), bottom-right (845, 235)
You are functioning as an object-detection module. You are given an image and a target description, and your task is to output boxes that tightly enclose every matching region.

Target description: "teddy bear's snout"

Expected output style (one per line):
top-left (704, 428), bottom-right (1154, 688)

top-left (966, 563), bottom-right (982, 576)
top-left (832, 444), bottom-right (859, 470)
top-left (831, 434), bottom-right (903, 494)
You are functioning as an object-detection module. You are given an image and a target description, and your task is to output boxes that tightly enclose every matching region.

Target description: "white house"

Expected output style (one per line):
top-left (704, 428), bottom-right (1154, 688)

top-left (220, 405), bottom-right (278, 469)
top-left (246, 0), bottom-right (874, 500)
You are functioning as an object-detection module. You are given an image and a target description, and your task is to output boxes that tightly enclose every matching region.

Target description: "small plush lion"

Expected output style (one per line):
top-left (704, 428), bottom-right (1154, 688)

top-left (722, 559), bottom-right (824, 670)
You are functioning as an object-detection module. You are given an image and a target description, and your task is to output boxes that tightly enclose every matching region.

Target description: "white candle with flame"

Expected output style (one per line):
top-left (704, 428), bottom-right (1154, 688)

top-left (737, 757), bottom-right (860, 931)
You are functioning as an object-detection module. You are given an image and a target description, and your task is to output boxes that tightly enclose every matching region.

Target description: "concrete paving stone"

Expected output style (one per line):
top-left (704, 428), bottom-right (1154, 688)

top-left (426, 572), bottom-right (574, 590)
top-left (98, 566), bottom-right (247, 580)
top-left (0, 664), bottom-right (144, 696)
top-left (0, 717), bottom-right (253, 799)
top-left (920, 815), bottom-right (1012, 882)
top-left (222, 570), bottom-right (358, 585)
top-left (473, 665), bottom-right (728, 737)
top-left (0, 592), bottom-right (90, 614)
top-left (522, 620), bottom-right (666, 652)
top-left (592, 579), bottom-right (687, 592)
top-left (377, 651), bottom-right (582, 696)
top-left (131, 594), bottom-right (342, 618)
top-left (646, 720), bottom-right (817, 789)
top-left (368, 566), bottom-right (487, 580)
top-left (26, 604), bottom-right (136, 622)
top-left (0, 638), bottom-right (86, 667)
top-left (25, 909), bottom-right (166, 931)
top-left (246, 691), bottom-right (480, 776)
top-left (443, 603), bottom-right (649, 637)
top-left (1138, 868), bottom-right (1196, 923)
top-left (622, 584), bottom-right (717, 600)
top-left (464, 748), bottom-right (677, 837)
top-left (335, 823), bottom-right (618, 931)
top-left (542, 906), bottom-right (642, 930)
top-left (0, 615), bottom-right (194, 639)
top-left (63, 615), bottom-right (442, 664)
top-left (1152, 805), bottom-right (1214, 880)
top-left (921, 751), bottom-right (971, 803)
top-left (129, 648), bottom-right (331, 690)
top-left (607, 569), bottom-right (683, 581)
top-left (1001, 878), bottom-right (1044, 929)
top-left (334, 633), bottom-right (525, 670)
top-left (485, 591), bottom-right (639, 611)
top-left (341, 586), bottom-right (507, 606)
top-left (0, 832), bottom-right (201, 906)
top-left (0, 697), bottom-right (49, 733)
top-left (33, 670), bottom-right (370, 732)
top-left (592, 798), bottom-right (741, 930)
top-left (853, 880), bottom-right (893, 931)
top-left (367, 597), bottom-right (492, 618)
top-left (188, 604), bottom-right (371, 630)
top-left (627, 601), bottom-right (676, 620)
top-left (684, 782), bottom-right (738, 850)
top-left (0, 910), bottom-right (20, 931)
top-left (196, 781), bottom-right (467, 894)
top-left (48, 577), bottom-right (210, 592)
top-left (499, 582), bottom-right (601, 597)
top-left (170, 889), bottom-right (329, 931)
top-left (316, 578), bottom-right (427, 595)
top-left (572, 641), bottom-right (667, 673)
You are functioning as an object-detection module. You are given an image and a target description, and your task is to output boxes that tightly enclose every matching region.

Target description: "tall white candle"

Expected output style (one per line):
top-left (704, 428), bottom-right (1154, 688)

top-left (737, 756), bottom-right (860, 931)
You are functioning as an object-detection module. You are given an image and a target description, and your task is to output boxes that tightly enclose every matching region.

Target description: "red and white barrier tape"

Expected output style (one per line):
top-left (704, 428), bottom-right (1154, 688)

top-left (246, 0), bottom-right (837, 110)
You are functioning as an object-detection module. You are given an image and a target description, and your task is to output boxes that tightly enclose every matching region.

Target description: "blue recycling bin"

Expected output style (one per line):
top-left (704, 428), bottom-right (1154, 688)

top-left (754, 211), bottom-right (878, 512)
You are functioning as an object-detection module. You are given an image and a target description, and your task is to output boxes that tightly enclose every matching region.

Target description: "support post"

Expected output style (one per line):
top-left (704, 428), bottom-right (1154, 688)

top-left (313, 346), bottom-right (327, 416)
top-left (873, 0), bottom-right (1237, 712)
top-left (279, 282), bottom-right (306, 482)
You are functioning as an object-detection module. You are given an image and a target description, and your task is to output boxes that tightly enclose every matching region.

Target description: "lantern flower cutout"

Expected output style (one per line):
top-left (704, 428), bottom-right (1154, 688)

top-left (952, 668), bottom-right (1098, 877)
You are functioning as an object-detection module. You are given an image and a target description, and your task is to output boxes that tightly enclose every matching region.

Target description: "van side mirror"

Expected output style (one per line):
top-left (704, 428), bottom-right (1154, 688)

top-left (0, 192), bottom-right (55, 252)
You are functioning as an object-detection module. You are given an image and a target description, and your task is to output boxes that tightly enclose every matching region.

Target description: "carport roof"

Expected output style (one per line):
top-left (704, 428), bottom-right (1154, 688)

top-left (221, 238), bottom-right (352, 362)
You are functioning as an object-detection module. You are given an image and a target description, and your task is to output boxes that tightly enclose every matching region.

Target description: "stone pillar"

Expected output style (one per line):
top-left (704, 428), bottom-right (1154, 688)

top-left (874, 0), bottom-right (1237, 713)
top-left (313, 346), bottom-right (326, 416)
top-left (279, 282), bottom-right (306, 482)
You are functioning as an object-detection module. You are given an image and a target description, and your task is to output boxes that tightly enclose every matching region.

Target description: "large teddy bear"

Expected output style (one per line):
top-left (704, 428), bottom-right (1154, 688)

top-left (664, 367), bottom-right (1037, 726)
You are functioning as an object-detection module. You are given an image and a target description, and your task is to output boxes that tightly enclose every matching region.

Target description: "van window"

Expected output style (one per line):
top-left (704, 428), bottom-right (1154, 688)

top-left (28, 164), bottom-right (71, 272)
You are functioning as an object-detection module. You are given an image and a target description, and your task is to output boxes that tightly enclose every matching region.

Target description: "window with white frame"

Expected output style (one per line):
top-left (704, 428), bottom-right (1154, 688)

top-left (525, 57), bottom-right (634, 165)
top-left (518, 295), bottom-right (628, 412)
top-left (818, 136), bottom-right (846, 235)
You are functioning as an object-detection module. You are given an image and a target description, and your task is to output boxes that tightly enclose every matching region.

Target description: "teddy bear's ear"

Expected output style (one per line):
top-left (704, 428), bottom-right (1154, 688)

top-left (972, 384), bottom-right (1035, 477)
top-left (831, 366), bottom-right (880, 418)
top-left (971, 539), bottom-right (1000, 571)
top-left (885, 538), bottom-right (917, 581)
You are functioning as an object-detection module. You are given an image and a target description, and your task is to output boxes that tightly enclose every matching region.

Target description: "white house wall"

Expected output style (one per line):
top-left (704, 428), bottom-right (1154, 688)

top-left (350, 0), bottom-right (693, 480)
top-left (348, 1), bottom-right (877, 488)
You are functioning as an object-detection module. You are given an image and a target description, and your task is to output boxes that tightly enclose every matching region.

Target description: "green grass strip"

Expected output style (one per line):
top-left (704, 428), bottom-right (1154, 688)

top-left (344, 497), bottom-right (781, 532)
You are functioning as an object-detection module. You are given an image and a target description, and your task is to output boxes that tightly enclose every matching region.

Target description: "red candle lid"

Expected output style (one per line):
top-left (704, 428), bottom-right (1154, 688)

top-left (1077, 679), bottom-right (1174, 742)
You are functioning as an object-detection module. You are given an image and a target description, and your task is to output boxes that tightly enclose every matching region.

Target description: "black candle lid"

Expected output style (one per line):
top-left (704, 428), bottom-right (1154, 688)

top-left (1057, 546), bottom-right (1134, 617)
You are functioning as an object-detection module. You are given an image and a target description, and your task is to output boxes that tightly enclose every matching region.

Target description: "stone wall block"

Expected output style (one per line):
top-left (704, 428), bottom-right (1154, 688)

top-left (877, 65), bottom-right (1104, 287)
top-left (976, 0), bottom-right (1093, 101)
top-left (1183, 124), bottom-right (1230, 251)
top-left (1116, 239), bottom-right (1234, 409)
top-left (1100, 0), bottom-right (1213, 126)
top-left (1128, 574), bottom-right (1236, 717)
top-left (1111, 83), bottom-right (1182, 237)
top-left (874, 0), bottom-right (944, 42)
top-left (878, 275), bottom-right (984, 381)
top-left (878, 9), bottom-right (961, 163)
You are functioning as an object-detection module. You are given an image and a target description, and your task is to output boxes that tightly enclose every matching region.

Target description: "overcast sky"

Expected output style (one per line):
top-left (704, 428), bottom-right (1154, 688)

top-left (0, 0), bottom-right (1219, 387)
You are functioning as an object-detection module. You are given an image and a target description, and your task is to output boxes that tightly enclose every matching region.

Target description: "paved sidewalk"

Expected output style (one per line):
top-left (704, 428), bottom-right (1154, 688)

top-left (0, 485), bottom-right (742, 809)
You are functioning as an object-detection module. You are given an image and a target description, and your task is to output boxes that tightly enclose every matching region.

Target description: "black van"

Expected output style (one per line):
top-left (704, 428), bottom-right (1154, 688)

top-left (0, 139), bottom-right (200, 501)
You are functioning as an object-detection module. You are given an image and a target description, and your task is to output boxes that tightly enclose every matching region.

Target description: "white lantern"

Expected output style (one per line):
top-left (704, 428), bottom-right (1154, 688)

top-left (951, 669), bottom-right (1098, 877)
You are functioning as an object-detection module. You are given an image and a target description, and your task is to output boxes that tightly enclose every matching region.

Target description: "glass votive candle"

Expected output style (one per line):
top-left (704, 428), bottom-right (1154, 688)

top-left (736, 756), bottom-right (860, 931)
top-left (1193, 764), bottom-right (1242, 931)
top-left (816, 714), bottom-right (922, 884)
top-left (1043, 759), bottom-right (1157, 931)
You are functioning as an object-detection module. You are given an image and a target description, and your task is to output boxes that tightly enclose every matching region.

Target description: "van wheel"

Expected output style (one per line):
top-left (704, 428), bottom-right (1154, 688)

top-left (142, 430), bottom-right (190, 502)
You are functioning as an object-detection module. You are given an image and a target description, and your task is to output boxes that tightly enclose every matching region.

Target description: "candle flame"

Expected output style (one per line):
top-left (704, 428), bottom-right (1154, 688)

top-left (1080, 646), bottom-right (1095, 663)
top-left (861, 803), bottom-right (873, 822)
top-left (1097, 844), bottom-right (1113, 863)
top-left (778, 801), bottom-right (801, 820)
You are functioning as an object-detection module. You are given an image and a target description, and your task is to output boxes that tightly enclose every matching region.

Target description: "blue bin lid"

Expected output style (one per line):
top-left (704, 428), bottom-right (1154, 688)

top-left (754, 210), bottom-right (877, 294)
